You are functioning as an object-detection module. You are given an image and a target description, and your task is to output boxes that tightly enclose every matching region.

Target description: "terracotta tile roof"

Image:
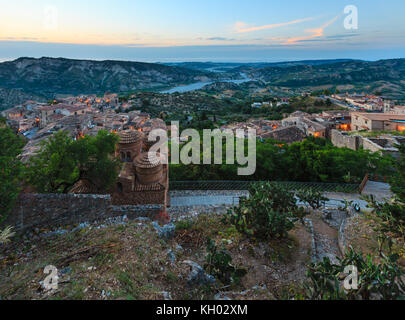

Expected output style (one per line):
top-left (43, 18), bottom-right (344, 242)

top-left (69, 180), bottom-right (99, 194)
top-left (118, 130), bottom-right (144, 144)
top-left (133, 183), bottom-right (165, 191)
top-left (351, 112), bottom-right (405, 121)
top-left (134, 152), bottom-right (162, 169)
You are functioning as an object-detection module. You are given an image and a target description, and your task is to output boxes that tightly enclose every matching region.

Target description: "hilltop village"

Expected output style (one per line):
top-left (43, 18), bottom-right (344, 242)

top-left (3, 89), bottom-right (405, 165)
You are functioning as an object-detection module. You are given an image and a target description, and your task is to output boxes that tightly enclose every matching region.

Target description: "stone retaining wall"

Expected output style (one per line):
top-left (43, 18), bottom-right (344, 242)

top-left (6, 193), bottom-right (163, 233)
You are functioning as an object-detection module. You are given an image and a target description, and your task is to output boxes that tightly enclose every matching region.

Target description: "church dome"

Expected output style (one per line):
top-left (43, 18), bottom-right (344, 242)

top-left (133, 152), bottom-right (164, 185)
top-left (133, 152), bottom-right (162, 168)
top-left (118, 130), bottom-right (144, 144)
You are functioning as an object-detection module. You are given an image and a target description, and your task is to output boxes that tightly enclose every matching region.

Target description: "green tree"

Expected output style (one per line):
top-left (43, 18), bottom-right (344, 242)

top-left (26, 131), bottom-right (78, 193)
top-left (0, 121), bottom-right (25, 222)
top-left (70, 130), bottom-right (121, 192)
top-left (26, 130), bottom-right (120, 194)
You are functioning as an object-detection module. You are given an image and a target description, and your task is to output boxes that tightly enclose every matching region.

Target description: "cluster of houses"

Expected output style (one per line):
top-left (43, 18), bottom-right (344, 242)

top-left (221, 104), bottom-right (405, 151)
top-left (251, 97), bottom-right (290, 109)
top-left (330, 92), bottom-right (405, 113)
top-left (3, 91), bottom-right (405, 163)
top-left (221, 110), bottom-right (351, 144)
top-left (0, 94), bottom-right (167, 164)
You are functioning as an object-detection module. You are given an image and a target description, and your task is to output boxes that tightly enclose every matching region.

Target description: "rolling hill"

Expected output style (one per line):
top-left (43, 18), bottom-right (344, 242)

top-left (0, 57), bottom-right (212, 99)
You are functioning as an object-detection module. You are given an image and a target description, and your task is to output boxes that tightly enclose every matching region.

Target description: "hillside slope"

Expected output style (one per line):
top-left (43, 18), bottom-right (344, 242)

top-left (0, 88), bottom-right (46, 111)
top-left (0, 57), bottom-right (212, 98)
top-left (243, 59), bottom-right (405, 87)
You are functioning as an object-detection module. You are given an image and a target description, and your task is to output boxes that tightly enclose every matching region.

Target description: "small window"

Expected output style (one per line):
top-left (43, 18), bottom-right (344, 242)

top-left (117, 182), bottom-right (123, 193)
top-left (126, 152), bottom-right (131, 162)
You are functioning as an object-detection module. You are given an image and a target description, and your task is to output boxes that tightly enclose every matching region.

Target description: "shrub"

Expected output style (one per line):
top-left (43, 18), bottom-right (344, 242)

top-left (363, 146), bottom-right (405, 252)
top-left (204, 239), bottom-right (247, 285)
top-left (297, 188), bottom-right (329, 210)
top-left (227, 182), bottom-right (297, 240)
top-left (304, 248), bottom-right (405, 300)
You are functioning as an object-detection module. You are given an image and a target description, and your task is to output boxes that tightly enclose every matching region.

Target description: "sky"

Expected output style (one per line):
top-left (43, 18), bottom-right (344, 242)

top-left (1, 0), bottom-right (405, 62)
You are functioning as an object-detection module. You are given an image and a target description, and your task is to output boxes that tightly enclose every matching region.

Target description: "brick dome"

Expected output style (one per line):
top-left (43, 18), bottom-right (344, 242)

top-left (134, 152), bottom-right (162, 168)
top-left (143, 135), bottom-right (158, 152)
top-left (133, 152), bottom-right (164, 185)
top-left (117, 130), bottom-right (144, 162)
top-left (118, 130), bottom-right (144, 144)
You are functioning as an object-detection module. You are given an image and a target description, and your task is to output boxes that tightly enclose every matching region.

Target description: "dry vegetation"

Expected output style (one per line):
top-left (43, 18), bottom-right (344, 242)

top-left (0, 214), bottom-right (313, 300)
top-left (344, 212), bottom-right (405, 268)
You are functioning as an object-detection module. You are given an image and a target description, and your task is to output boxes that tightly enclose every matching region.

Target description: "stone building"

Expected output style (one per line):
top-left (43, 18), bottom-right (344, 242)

top-left (69, 129), bottom-right (169, 207)
top-left (282, 111), bottom-right (327, 138)
top-left (351, 112), bottom-right (405, 132)
top-left (111, 130), bottom-right (169, 207)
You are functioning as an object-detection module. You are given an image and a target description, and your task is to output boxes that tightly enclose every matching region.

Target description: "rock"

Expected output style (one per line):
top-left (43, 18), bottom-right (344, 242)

top-left (152, 222), bottom-right (176, 240)
top-left (252, 285), bottom-right (267, 290)
top-left (59, 267), bottom-right (72, 275)
top-left (160, 291), bottom-right (172, 300)
top-left (167, 249), bottom-right (176, 265)
top-left (183, 260), bottom-right (216, 287)
top-left (214, 293), bottom-right (231, 300)
top-left (72, 222), bottom-right (90, 232)
top-left (175, 244), bottom-right (184, 253)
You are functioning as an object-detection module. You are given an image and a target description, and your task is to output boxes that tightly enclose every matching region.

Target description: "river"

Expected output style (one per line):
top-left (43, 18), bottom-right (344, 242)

top-left (160, 73), bottom-right (254, 94)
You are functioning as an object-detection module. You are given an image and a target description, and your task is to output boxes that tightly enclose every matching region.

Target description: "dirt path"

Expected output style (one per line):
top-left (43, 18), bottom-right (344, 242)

top-left (308, 211), bottom-right (342, 264)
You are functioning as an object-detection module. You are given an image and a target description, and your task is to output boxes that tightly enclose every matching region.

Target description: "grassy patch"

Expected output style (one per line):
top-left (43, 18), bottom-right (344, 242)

top-left (349, 130), bottom-right (405, 137)
top-left (0, 214), bottom-right (314, 300)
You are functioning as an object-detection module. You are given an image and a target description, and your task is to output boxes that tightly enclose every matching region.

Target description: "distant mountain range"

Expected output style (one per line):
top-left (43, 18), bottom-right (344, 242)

top-left (165, 58), bottom-right (405, 100)
top-left (237, 59), bottom-right (405, 85)
top-left (1, 57), bottom-right (405, 110)
top-left (240, 58), bottom-right (405, 100)
top-left (163, 59), bottom-right (359, 72)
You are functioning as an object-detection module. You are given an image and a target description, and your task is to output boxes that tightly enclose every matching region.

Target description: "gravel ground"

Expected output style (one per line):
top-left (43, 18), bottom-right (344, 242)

top-left (168, 204), bottom-right (232, 221)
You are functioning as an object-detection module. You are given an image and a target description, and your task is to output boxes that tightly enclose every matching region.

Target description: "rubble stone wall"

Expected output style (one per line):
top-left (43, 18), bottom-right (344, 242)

top-left (7, 193), bottom-right (162, 233)
top-left (362, 138), bottom-right (384, 153)
top-left (331, 129), bottom-right (361, 151)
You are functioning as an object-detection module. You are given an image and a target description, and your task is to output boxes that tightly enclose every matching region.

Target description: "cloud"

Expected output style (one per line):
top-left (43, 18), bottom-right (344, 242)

top-left (0, 36), bottom-right (41, 41)
top-left (206, 37), bottom-right (236, 41)
top-left (326, 33), bottom-right (360, 40)
top-left (282, 15), bottom-right (340, 45)
top-left (289, 33), bottom-right (360, 43)
top-left (234, 17), bottom-right (315, 33)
